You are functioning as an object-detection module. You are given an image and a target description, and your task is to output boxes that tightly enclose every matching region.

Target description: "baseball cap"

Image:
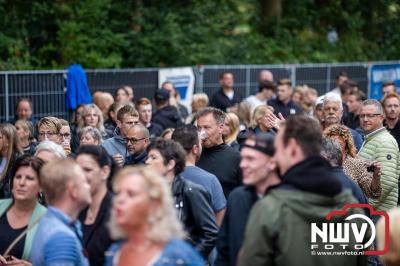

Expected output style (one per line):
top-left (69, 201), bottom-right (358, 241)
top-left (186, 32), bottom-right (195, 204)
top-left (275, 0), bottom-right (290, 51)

top-left (154, 89), bottom-right (170, 102)
top-left (241, 133), bottom-right (275, 156)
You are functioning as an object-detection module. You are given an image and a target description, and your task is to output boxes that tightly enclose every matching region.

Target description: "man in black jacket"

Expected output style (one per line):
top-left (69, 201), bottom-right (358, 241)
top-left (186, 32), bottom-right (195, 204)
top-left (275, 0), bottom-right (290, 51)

top-left (145, 138), bottom-right (218, 259)
top-left (210, 72), bottom-right (242, 112)
top-left (268, 79), bottom-right (303, 118)
top-left (152, 89), bottom-right (184, 130)
top-left (124, 124), bottom-right (150, 166)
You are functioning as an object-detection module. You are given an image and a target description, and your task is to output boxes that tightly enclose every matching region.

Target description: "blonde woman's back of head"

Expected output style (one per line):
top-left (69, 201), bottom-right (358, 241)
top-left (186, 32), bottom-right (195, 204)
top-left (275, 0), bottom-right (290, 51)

top-left (377, 207), bottom-right (400, 266)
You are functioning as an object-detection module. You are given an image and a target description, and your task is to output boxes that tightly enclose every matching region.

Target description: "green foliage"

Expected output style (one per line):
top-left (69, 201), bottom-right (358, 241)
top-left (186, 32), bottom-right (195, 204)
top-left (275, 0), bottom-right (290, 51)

top-left (0, 0), bottom-right (399, 70)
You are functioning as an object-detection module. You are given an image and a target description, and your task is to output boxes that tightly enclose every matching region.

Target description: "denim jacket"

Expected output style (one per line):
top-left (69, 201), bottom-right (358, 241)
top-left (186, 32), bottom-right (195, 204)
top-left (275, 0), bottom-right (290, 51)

top-left (103, 239), bottom-right (204, 266)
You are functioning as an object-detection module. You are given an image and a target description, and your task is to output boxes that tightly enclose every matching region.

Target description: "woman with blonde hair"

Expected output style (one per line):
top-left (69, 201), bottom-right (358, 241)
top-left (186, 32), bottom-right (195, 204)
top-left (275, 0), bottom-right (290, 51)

top-left (77, 104), bottom-right (107, 139)
top-left (187, 93), bottom-right (209, 124)
top-left (104, 166), bottom-right (204, 266)
top-left (15, 119), bottom-right (36, 155)
top-left (323, 124), bottom-right (381, 199)
top-left (0, 124), bottom-right (23, 198)
top-left (230, 102), bottom-right (252, 130)
top-left (223, 112), bottom-right (240, 150)
top-left (250, 105), bottom-right (276, 135)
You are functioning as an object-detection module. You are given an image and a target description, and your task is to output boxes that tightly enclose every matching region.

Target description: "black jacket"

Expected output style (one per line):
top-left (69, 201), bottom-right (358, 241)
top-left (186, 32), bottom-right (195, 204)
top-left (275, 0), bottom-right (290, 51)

top-left (124, 150), bottom-right (147, 166)
top-left (273, 155), bottom-right (342, 196)
top-left (215, 186), bottom-right (259, 266)
top-left (172, 175), bottom-right (218, 258)
top-left (0, 152), bottom-right (20, 199)
top-left (210, 89), bottom-right (242, 112)
top-left (147, 122), bottom-right (163, 138)
top-left (152, 105), bottom-right (184, 130)
top-left (267, 98), bottom-right (303, 118)
top-left (78, 191), bottom-right (113, 266)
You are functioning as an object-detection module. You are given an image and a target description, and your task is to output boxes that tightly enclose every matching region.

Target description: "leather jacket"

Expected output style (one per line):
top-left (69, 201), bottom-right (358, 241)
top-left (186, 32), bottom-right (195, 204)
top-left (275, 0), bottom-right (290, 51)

top-left (172, 175), bottom-right (218, 258)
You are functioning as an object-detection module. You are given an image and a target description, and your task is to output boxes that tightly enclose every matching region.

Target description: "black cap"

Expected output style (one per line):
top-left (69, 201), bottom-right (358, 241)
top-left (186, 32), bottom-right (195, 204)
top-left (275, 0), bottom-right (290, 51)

top-left (241, 133), bottom-right (275, 156)
top-left (154, 88), bottom-right (170, 102)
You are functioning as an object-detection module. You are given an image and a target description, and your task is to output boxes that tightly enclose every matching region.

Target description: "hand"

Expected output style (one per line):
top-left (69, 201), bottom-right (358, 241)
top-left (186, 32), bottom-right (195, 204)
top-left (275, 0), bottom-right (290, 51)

top-left (62, 142), bottom-right (71, 156)
top-left (0, 255), bottom-right (7, 265)
top-left (2, 256), bottom-right (31, 266)
top-left (265, 112), bottom-right (285, 130)
top-left (372, 161), bottom-right (381, 179)
top-left (113, 154), bottom-right (124, 167)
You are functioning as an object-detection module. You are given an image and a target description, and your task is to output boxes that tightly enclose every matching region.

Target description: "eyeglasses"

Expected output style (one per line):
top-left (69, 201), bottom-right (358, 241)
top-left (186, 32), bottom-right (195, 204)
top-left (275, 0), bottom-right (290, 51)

top-left (359, 114), bottom-right (382, 119)
top-left (60, 133), bottom-right (71, 139)
top-left (38, 131), bottom-right (57, 138)
top-left (125, 137), bottom-right (146, 144)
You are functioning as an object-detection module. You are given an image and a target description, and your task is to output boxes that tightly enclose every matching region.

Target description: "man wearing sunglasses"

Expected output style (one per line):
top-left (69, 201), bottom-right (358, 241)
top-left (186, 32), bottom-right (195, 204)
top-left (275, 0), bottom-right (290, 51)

top-left (124, 124), bottom-right (150, 166)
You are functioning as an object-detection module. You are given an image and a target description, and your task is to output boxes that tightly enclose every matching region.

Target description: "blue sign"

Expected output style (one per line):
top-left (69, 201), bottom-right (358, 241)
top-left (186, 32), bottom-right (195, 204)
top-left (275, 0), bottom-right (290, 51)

top-left (369, 64), bottom-right (400, 99)
top-left (166, 75), bottom-right (191, 100)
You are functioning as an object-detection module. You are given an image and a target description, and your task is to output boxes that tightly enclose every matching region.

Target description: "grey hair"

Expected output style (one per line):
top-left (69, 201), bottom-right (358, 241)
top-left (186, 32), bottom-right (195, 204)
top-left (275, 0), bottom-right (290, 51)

top-left (362, 99), bottom-right (383, 114)
top-left (34, 140), bottom-right (66, 159)
top-left (79, 126), bottom-right (103, 144)
top-left (195, 107), bottom-right (226, 124)
top-left (321, 138), bottom-right (342, 167)
top-left (323, 93), bottom-right (343, 111)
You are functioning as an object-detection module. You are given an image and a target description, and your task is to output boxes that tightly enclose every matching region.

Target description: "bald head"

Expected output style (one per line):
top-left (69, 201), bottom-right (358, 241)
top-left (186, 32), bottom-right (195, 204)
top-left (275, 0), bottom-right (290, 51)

top-left (126, 124), bottom-right (150, 155)
top-left (259, 70), bottom-right (274, 82)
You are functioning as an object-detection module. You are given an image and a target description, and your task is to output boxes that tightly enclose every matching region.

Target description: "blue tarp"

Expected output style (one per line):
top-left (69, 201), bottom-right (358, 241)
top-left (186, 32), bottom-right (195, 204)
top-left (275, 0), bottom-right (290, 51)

top-left (66, 64), bottom-right (92, 110)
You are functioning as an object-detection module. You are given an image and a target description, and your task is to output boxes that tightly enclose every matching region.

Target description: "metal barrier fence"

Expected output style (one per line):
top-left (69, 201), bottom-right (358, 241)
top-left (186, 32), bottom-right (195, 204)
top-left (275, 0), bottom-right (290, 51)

top-left (0, 61), bottom-right (398, 122)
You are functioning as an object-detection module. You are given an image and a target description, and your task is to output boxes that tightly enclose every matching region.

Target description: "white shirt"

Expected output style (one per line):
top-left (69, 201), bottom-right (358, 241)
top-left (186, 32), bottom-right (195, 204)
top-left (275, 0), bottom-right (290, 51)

top-left (245, 95), bottom-right (267, 111)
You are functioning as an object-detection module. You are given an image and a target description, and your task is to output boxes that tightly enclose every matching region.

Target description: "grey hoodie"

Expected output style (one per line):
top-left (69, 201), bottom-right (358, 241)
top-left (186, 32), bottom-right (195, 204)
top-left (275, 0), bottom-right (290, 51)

top-left (102, 127), bottom-right (127, 159)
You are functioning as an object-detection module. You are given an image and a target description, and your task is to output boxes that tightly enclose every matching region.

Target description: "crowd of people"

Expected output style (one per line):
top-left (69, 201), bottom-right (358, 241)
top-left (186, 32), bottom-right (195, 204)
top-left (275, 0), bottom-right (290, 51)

top-left (0, 70), bottom-right (399, 266)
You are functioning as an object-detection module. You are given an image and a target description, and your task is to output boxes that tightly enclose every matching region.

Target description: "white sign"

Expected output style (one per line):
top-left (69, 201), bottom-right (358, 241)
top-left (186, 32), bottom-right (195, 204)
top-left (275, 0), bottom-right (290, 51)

top-left (158, 67), bottom-right (195, 112)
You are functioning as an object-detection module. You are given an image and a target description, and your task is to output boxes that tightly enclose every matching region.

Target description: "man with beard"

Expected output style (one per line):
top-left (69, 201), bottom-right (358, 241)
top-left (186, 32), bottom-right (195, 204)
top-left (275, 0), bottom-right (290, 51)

top-left (322, 93), bottom-right (363, 151)
top-left (124, 124), bottom-right (150, 166)
top-left (382, 93), bottom-right (400, 148)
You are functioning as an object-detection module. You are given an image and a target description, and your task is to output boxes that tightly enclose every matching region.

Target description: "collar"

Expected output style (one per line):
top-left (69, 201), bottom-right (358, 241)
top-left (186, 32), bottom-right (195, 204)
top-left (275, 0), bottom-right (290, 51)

top-left (48, 206), bottom-right (83, 239)
top-left (365, 127), bottom-right (386, 139)
top-left (48, 206), bottom-right (73, 224)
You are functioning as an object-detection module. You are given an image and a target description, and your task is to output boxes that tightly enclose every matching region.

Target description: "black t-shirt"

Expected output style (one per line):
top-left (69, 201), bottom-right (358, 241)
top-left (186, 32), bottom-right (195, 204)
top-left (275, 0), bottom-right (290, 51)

top-left (387, 120), bottom-right (400, 150)
top-left (196, 143), bottom-right (242, 197)
top-left (0, 212), bottom-right (27, 259)
top-left (267, 98), bottom-right (303, 118)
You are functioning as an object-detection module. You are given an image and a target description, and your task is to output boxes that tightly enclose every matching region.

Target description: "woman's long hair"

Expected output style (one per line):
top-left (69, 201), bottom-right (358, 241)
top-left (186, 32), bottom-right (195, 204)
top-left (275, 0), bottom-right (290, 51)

top-left (224, 112), bottom-right (240, 145)
top-left (0, 124), bottom-right (23, 180)
top-left (109, 166), bottom-right (185, 243)
top-left (77, 104), bottom-right (106, 136)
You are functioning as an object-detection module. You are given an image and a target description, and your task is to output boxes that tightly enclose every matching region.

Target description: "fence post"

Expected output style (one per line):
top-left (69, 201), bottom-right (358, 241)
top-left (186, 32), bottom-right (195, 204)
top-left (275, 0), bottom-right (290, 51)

top-left (290, 65), bottom-right (296, 87)
top-left (197, 65), bottom-right (204, 93)
top-left (5, 73), bottom-right (9, 121)
top-left (245, 67), bottom-right (250, 97)
top-left (326, 65), bottom-right (331, 94)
